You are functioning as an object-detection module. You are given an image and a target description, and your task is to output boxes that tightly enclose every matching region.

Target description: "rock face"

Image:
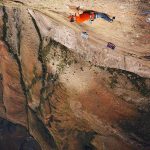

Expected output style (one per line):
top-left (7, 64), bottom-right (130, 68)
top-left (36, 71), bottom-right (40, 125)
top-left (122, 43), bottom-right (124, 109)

top-left (0, 0), bottom-right (150, 150)
top-left (0, 117), bottom-right (41, 150)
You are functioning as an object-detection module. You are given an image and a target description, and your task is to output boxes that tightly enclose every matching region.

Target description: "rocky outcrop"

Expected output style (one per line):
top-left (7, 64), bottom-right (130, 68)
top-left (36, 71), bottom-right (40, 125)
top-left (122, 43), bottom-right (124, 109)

top-left (0, 0), bottom-right (150, 150)
top-left (28, 8), bottom-right (150, 78)
top-left (4, 0), bottom-right (150, 78)
top-left (0, 41), bottom-right (27, 126)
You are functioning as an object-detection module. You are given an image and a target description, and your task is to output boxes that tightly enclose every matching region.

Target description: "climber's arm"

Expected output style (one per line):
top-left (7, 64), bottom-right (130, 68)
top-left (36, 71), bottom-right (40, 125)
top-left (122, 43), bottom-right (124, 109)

top-left (67, 5), bottom-right (84, 16)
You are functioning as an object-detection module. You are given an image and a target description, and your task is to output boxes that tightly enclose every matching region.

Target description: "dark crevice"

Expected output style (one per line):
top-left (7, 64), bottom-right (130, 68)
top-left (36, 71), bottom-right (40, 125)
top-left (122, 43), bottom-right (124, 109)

top-left (2, 6), bottom-right (29, 129)
top-left (17, 28), bottom-right (21, 55)
top-left (28, 12), bottom-right (54, 117)
top-left (0, 74), bottom-right (6, 113)
top-left (29, 14), bottom-right (59, 149)
top-left (2, 6), bottom-right (8, 42)
top-left (29, 13), bottom-right (50, 113)
top-left (29, 12), bottom-right (47, 87)
top-left (28, 107), bottom-right (58, 150)
top-left (13, 0), bottom-right (24, 5)
top-left (13, 8), bottom-right (21, 56)
top-left (143, 55), bottom-right (150, 60)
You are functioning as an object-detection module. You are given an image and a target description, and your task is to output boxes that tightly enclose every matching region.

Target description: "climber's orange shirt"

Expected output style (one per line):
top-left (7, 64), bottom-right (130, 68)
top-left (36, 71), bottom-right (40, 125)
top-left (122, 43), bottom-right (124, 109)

top-left (75, 13), bottom-right (91, 23)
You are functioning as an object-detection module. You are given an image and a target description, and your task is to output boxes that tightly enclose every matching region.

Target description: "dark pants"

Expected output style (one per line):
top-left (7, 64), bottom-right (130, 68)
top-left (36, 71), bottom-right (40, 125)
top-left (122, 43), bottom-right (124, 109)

top-left (95, 12), bottom-right (113, 22)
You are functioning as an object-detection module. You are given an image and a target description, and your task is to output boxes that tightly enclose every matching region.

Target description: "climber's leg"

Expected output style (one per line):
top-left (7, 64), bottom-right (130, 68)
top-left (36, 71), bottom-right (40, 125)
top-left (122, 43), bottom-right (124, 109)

top-left (95, 12), bottom-right (115, 22)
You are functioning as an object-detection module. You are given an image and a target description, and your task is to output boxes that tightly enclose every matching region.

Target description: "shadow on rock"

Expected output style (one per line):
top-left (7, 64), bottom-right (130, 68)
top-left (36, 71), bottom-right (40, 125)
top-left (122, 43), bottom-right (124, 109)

top-left (119, 109), bottom-right (150, 149)
top-left (0, 117), bottom-right (41, 150)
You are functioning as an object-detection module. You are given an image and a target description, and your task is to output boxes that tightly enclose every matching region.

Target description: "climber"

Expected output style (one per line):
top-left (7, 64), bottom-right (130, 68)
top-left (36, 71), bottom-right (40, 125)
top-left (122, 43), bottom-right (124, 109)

top-left (68, 6), bottom-right (115, 23)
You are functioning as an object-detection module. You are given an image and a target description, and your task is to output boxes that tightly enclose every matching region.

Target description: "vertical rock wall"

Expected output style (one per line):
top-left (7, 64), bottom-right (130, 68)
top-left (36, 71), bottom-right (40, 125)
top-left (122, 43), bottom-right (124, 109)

top-left (0, 2), bottom-right (150, 150)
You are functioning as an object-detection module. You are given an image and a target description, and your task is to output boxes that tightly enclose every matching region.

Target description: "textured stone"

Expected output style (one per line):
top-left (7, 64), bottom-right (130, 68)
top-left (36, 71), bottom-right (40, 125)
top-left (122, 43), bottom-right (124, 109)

top-left (0, 41), bottom-right (27, 126)
top-left (0, 1), bottom-right (150, 150)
